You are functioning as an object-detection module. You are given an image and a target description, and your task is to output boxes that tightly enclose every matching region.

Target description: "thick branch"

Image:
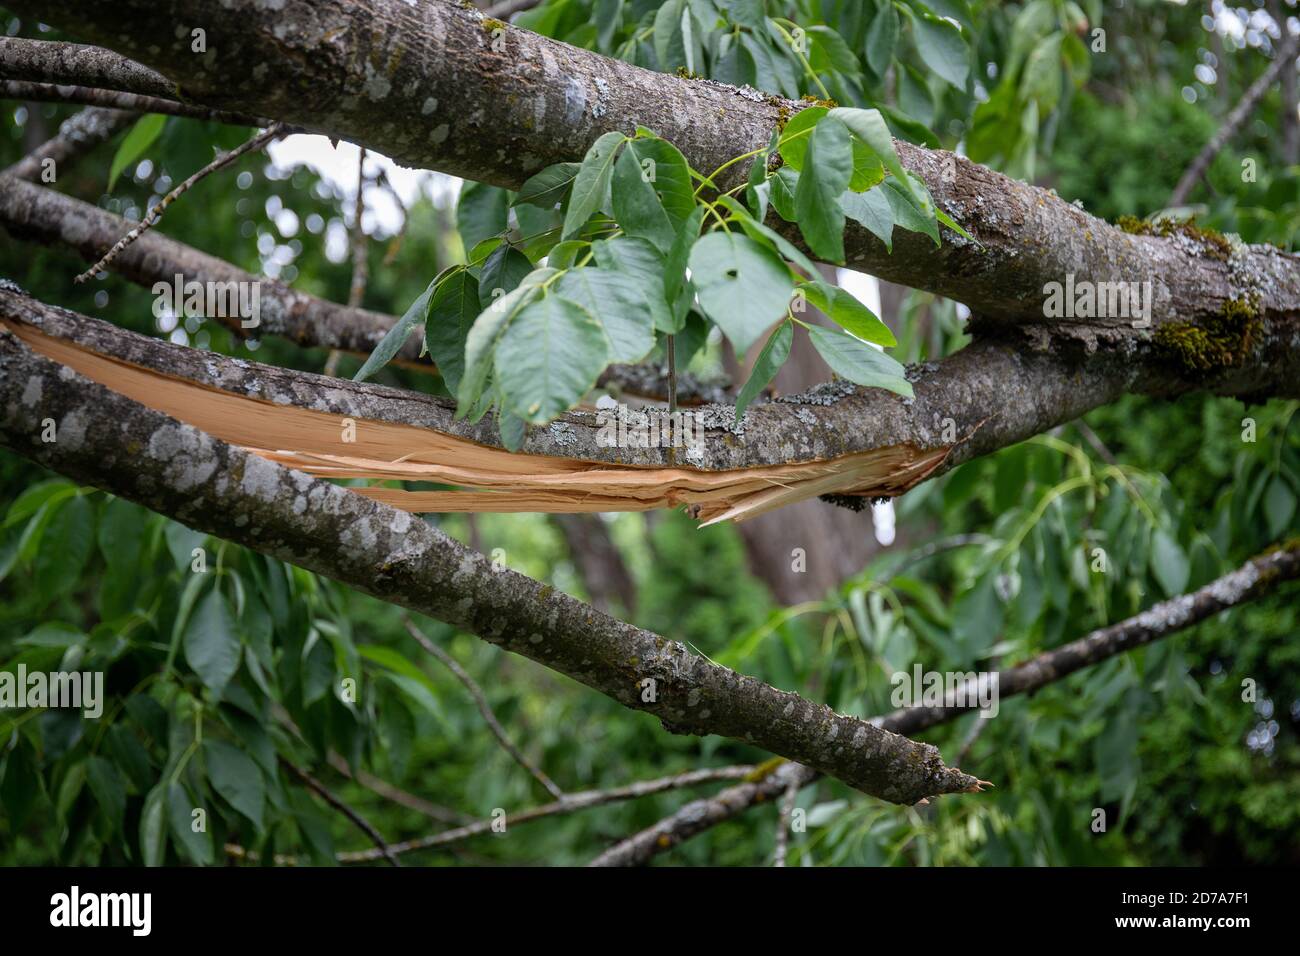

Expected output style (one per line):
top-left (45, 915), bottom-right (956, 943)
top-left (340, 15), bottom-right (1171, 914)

top-left (589, 542), bottom-right (1300, 865)
top-left (0, 37), bottom-right (176, 98)
top-left (0, 289), bottom-right (981, 805)
top-left (16, 0), bottom-right (1300, 333)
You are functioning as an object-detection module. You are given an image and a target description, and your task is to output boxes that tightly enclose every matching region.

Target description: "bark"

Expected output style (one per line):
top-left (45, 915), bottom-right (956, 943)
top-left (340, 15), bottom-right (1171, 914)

top-left (589, 542), bottom-right (1300, 865)
top-left (0, 37), bottom-right (177, 98)
top-left (0, 288), bottom-right (982, 805)
top-left (3, 269), bottom-right (1296, 499)
top-left (14, 0), bottom-right (1300, 333)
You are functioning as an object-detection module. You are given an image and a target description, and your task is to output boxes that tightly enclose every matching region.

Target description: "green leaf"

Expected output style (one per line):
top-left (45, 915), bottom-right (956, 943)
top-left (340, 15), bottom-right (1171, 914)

top-left (808, 25), bottom-right (859, 74)
top-left (777, 107), bottom-right (828, 173)
top-left (1, 740), bottom-right (39, 829)
top-left (840, 187), bottom-right (894, 251)
top-left (884, 178), bottom-right (940, 244)
top-left (800, 282), bottom-right (896, 346)
top-left (735, 320), bottom-right (792, 420)
top-left (865, 2), bottom-right (900, 74)
top-left (495, 295), bottom-right (610, 424)
top-left (513, 162), bottom-right (580, 209)
top-left (183, 588), bottom-right (242, 696)
top-left (1263, 475), bottom-right (1296, 539)
top-left (770, 167), bottom-right (799, 221)
top-left (612, 136), bottom-right (696, 254)
top-left (478, 245), bottom-right (533, 309)
top-left (34, 493), bottom-right (93, 600)
top-left (456, 181), bottom-right (510, 250)
top-left (4, 479), bottom-right (77, 529)
top-left (911, 12), bottom-right (969, 88)
top-left (804, 324), bottom-right (913, 397)
top-left (827, 107), bottom-right (918, 206)
top-left (203, 739), bottom-right (265, 831)
top-left (592, 236), bottom-right (678, 333)
top-left (353, 273), bottom-right (441, 383)
top-left (456, 267), bottom-right (556, 415)
top-left (555, 269), bottom-right (657, 363)
top-left (1150, 528), bottom-right (1190, 597)
top-left (688, 231), bottom-right (794, 355)
top-left (563, 131), bottom-right (627, 239)
top-left (793, 116), bottom-right (853, 262)
top-left (662, 205), bottom-right (707, 314)
top-left (167, 781), bottom-right (214, 865)
top-left (424, 269), bottom-right (480, 393)
top-left (109, 114), bottom-right (166, 191)
top-left (85, 756), bottom-right (126, 833)
top-left (140, 782), bottom-right (168, 866)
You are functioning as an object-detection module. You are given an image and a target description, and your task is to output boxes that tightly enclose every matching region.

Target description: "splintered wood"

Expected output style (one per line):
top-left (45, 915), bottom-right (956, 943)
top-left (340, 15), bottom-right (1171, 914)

top-left (7, 319), bottom-right (950, 525)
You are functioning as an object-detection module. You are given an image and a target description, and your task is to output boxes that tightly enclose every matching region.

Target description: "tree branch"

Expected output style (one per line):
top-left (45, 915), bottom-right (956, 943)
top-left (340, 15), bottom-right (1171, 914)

top-left (0, 288), bottom-right (983, 805)
top-left (1169, 30), bottom-right (1300, 208)
top-left (15, 0), bottom-right (1300, 333)
top-left (279, 758), bottom-right (402, 866)
top-left (2, 105), bottom-right (136, 181)
top-left (0, 37), bottom-right (176, 98)
top-left (588, 541), bottom-right (1300, 865)
top-left (0, 79), bottom-right (270, 127)
top-left (403, 617), bottom-right (564, 800)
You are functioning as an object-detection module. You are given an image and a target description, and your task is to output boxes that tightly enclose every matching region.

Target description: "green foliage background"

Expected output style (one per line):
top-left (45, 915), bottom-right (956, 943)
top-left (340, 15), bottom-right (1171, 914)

top-left (1, 0), bottom-right (1298, 865)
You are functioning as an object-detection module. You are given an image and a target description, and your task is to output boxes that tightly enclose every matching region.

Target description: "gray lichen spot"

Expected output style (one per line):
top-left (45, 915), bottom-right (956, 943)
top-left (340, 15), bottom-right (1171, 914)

top-left (238, 452), bottom-right (284, 501)
top-left (592, 76), bottom-right (609, 118)
top-left (362, 61), bottom-right (393, 101)
top-left (528, 633), bottom-right (544, 644)
top-left (422, 96), bottom-right (438, 116)
top-left (146, 423), bottom-right (217, 491)
top-left (389, 510), bottom-right (413, 533)
top-left (429, 123), bottom-right (450, 145)
top-left (20, 377), bottom-right (41, 407)
top-left (58, 409), bottom-right (89, 452)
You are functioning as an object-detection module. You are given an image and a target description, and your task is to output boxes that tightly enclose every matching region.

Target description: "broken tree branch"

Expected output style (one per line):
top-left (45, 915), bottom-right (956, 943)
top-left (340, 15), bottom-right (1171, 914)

top-left (0, 288), bottom-right (982, 804)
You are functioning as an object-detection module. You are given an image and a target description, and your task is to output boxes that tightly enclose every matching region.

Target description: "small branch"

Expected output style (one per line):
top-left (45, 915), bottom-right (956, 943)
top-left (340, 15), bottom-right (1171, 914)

top-left (484, 0), bottom-right (543, 18)
top-left (0, 79), bottom-right (270, 127)
top-left (73, 122), bottom-right (284, 283)
top-left (0, 37), bottom-right (175, 97)
top-left (325, 752), bottom-right (471, 826)
top-left (403, 617), bottom-right (564, 800)
top-left (773, 775), bottom-right (800, 867)
top-left (325, 147), bottom-right (370, 376)
top-left (592, 541), bottom-right (1300, 865)
top-left (280, 758), bottom-right (402, 867)
top-left (3, 105), bottom-right (136, 181)
top-left (338, 765), bottom-right (755, 862)
top-left (1169, 30), bottom-right (1300, 207)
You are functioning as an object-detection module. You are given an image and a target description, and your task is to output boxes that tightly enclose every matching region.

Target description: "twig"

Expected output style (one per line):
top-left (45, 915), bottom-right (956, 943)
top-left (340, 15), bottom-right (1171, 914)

top-left (0, 79), bottom-right (271, 127)
top-left (325, 148), bottom-right (370, 376)
top-left (403, 617), bottom-right (565, 800)
top-left (337, 764), bottom-right (755, 862)
top-left (3, 105), bottom-right (136, 181)
top-left (74, 123), bottom-right (284, 283)
top-left (485, 0), bottom-right (543, 18)
top-left (280, 758), bottom-right (403, 867)
top-left (325, 752), bottom-right (471, 826)
top-left (773, 775), bottom-right (800, 867)
top-left (1169, 30), bottom-right (1300, 207)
